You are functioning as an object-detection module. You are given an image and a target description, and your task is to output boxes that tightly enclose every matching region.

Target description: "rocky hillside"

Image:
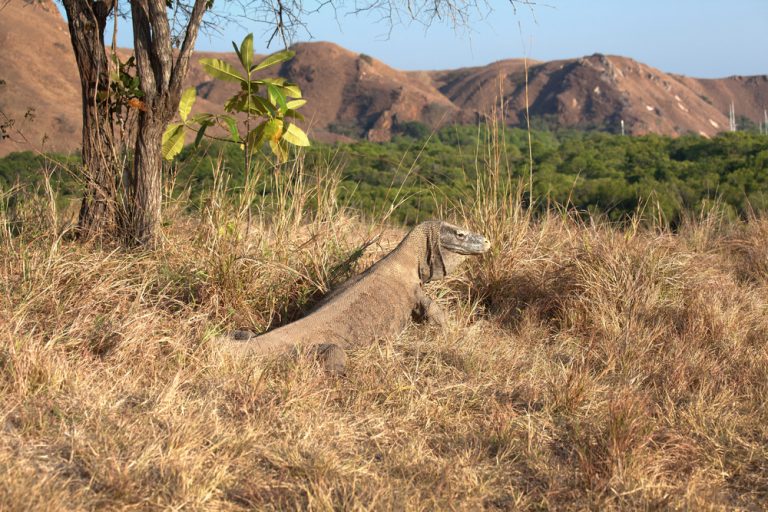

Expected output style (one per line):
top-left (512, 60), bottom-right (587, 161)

top-left (1, 0), bottom-right (766, 155)
top-left (428, 55), bottom-right (768, 136)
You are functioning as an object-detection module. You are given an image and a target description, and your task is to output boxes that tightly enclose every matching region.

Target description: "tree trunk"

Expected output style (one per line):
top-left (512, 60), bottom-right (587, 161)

top-left (62, 0), bottom-right (116, 241)
top-left (78, 84), bottom-right (116, 240)
top-left (121, 0), bottom-right (207, 247)
top-left (123, 112), bottom-right (165, 246)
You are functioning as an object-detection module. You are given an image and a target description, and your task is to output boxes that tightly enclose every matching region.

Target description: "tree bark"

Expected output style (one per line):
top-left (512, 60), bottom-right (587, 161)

top-left (123, 112), bottom-right (164, 246)
top-left (122, 0), bottom-right (208, 247)
top-left (62, 0), bottom-right (116, 241)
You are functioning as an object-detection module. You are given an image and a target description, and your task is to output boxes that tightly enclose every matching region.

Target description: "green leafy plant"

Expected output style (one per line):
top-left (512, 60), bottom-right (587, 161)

top-left (162, 33), bottom-right (309, 165)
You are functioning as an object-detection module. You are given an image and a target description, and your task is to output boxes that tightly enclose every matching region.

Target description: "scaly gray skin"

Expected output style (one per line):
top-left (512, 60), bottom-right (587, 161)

top-left (222, 220), bottom-right (491, 374)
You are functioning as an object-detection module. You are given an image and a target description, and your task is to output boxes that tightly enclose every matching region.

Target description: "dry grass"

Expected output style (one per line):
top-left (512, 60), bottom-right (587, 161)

top-left (1, 159), bottom-right (767, 511)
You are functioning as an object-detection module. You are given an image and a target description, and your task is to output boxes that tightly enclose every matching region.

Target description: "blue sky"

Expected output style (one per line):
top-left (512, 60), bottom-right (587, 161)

top-left (102, 0), bottom-right (767, 78)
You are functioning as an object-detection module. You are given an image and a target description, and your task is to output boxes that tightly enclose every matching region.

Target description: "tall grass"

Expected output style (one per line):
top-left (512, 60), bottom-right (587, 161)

top-left (1, 139), bottom-right (767, 510)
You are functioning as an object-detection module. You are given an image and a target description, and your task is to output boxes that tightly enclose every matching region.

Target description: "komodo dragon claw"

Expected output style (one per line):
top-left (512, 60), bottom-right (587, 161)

top-left (313, 343), bottom-right (347, 376)
top-left (221, 221), bottom-right (490, 373)
top-left (232, 330), bottom-right (256, 341)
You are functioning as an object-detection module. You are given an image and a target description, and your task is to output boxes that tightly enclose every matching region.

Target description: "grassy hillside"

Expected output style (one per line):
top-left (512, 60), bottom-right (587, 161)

top-left (1, 150), bottom-right (767, 509)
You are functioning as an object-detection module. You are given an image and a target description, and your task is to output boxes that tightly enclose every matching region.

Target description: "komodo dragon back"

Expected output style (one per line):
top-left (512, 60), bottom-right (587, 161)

top-left (221, 220), bottom-right (490, 373)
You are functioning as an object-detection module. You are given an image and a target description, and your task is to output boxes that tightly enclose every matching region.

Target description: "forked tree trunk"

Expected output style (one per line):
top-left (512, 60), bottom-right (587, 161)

top-left (62, 0), bottom-right (116, 240)
top-left (62, 0), bottom-right (206, 247)
top-left (62, 0), bottom-right (210, 246)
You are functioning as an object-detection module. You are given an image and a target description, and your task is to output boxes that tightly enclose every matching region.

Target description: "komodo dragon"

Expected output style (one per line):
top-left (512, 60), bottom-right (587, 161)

top-left (222, 220), bottom-right (490, 374)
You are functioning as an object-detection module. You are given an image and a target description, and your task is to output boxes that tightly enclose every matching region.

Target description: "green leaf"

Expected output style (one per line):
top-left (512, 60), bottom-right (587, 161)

top-left (239, 34), bottom-right (254, 74)
top-left (194, 123), bottom-right (209, 147)
top-left (251, 50), bottom-right (295, 72)
top-left (178, 87), bottom-right (196, 122)
top-left (255, 77), bottom-right (287, 86)
top-left (231, 41), bottom-right (242, 68)
top-left (190, 113), bottom-right (214, 124)
top-left (269, 138), bottom-right (289, 162)
top-left (267, 84), bottom-right (287, 112)
top-left (162, 123), bottom-right (185, 160)
top-left (240, 80), bottom-right (259, 93)
top-left (282, 123), bottom-right (310, 146)
top-left (286, 99), bottom-right (306, 109)
top-left (245, 123), bottom-right (266, 150)
top-left (247, 118), bottom-right (283, 152)
top-left (263, 118), bottom-right (283, 142)
top-left (247, 94), bottom-right (275, 116)
top-left (284, 109), bottom-right (305, 121)
top-left (224, 93), bottom-right (246, 113)
top-left (282, 83), bottom-right (302, 98)
top-left (220, 115), bottom-right (240, 142)
top-left (200, 58), bottom-right (245, 83)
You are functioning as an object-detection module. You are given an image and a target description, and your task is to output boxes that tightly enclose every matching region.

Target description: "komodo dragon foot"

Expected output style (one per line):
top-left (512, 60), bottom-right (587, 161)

top-left (415, 290), bottom-right (448, 328)
top-left (311, 343), bottom-right (348, 376)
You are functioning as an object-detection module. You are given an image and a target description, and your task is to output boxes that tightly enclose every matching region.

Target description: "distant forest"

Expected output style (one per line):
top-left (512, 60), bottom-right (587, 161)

top-left (2, 126), bottom-right (768, 225)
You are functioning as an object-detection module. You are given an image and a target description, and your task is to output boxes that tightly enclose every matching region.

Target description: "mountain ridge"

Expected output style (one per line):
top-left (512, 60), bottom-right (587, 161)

top-left (1, 0), bottom-right (766, 156)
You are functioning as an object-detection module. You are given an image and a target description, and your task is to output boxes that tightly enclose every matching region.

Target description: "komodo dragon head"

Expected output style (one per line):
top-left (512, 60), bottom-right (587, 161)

top-left (415, 221), bottom-right (491, 283)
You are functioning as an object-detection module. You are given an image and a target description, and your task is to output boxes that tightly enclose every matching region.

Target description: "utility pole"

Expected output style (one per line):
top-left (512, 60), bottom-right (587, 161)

top-left (729, 101), bottom-right (737, 132)
top-left (621, 119), bottom-right (625, 136)
top-left (764, 109), bottom-right (768, 135)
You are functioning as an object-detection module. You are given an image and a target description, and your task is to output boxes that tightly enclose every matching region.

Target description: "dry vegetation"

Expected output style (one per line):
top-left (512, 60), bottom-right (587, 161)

top-left (1, 151), bottom-right (767, 510)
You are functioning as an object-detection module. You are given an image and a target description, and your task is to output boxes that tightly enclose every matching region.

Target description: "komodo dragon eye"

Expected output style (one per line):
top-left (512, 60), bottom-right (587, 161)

top-left (456, 231), bottom-right (466, 239)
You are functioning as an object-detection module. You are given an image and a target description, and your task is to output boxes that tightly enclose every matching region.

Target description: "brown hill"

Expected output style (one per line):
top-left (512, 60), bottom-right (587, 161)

top-left (0, 0), bottom-right (81, 155)
top-left (675, 74), bottom-right (768, 130)
top-left (274, 42), bottom-right (459, 142)
top-left (422, 58), bottom-right (533, 119)
top-left (184, 42), bottom-right (460, 143)
top-left (1, 0), bottom-right (766, 156)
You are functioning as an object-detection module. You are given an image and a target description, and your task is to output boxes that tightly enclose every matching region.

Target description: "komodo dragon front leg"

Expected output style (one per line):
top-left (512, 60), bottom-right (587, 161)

top-left (415, 288), bottom-right (448, 328)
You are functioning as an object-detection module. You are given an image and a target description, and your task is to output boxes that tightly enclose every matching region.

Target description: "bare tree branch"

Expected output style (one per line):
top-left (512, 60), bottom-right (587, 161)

top-left (147, 0), bottom-right (174, 92)
top-left (130, 0), bottom-right (157, 94)
top-left (171, 0), bottom-right (208, 98)
top-left (226, 0), bottom-right (538, 48)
